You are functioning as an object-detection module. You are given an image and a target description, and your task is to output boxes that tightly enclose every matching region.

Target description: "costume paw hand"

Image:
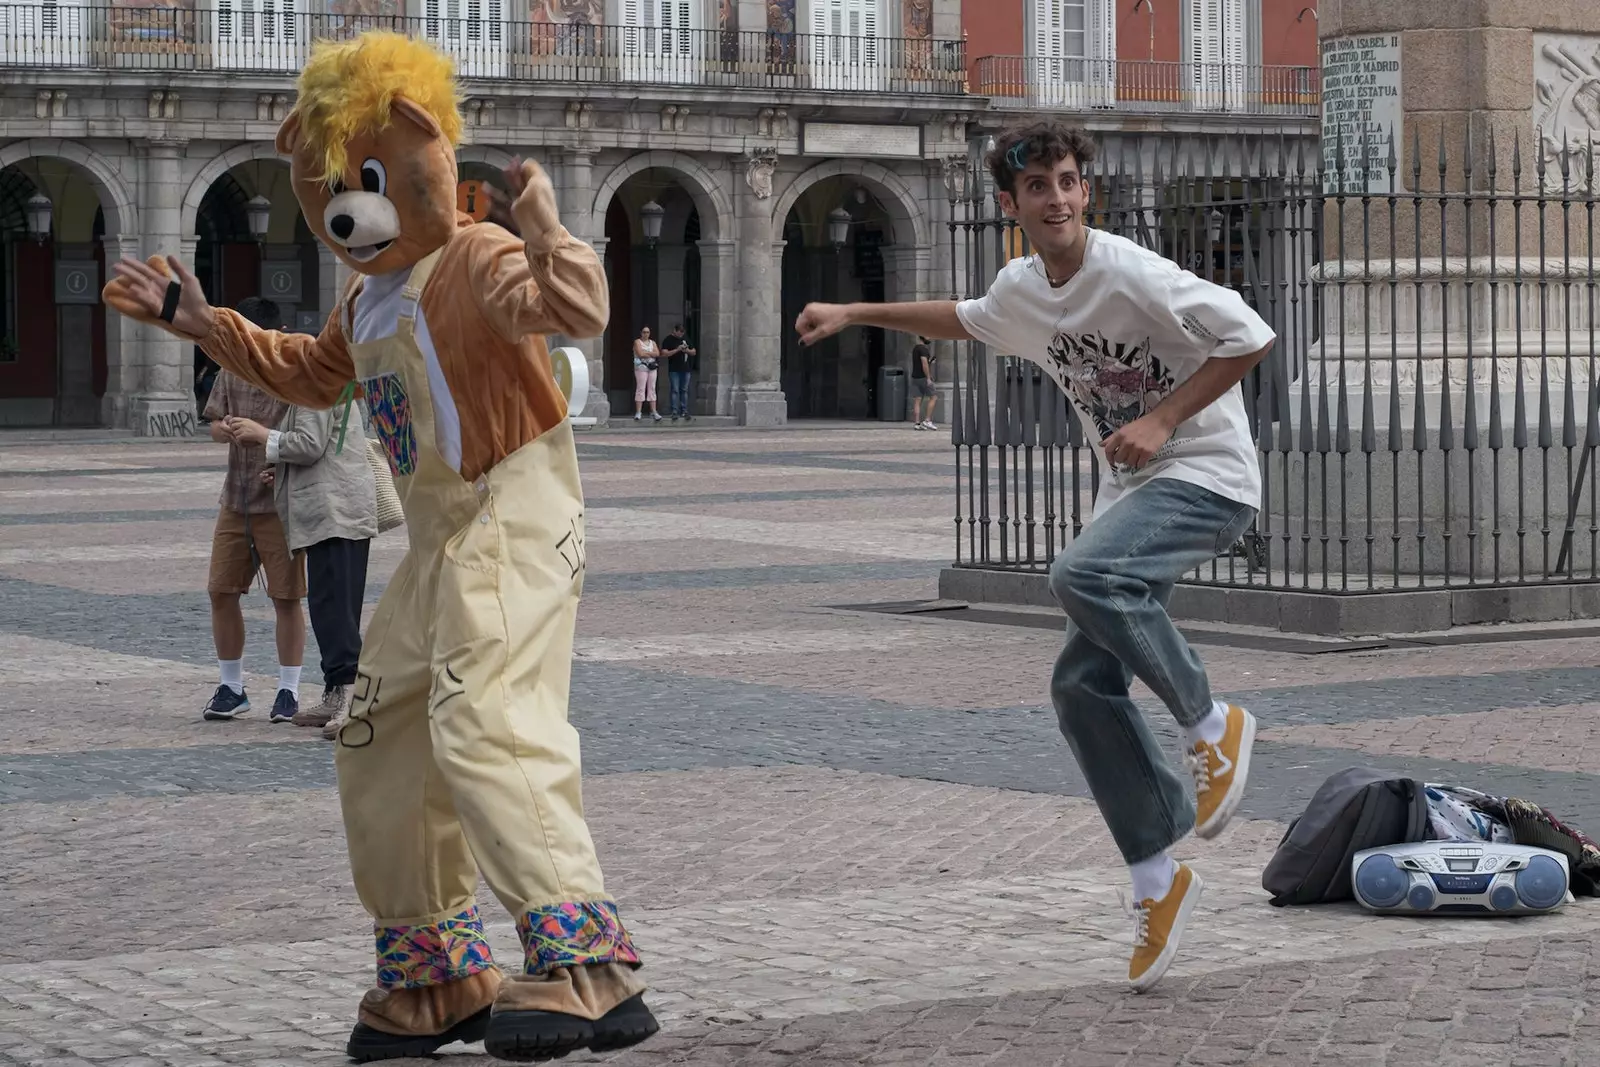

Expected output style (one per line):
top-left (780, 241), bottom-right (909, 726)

top-left (105, 255), bottom-right (217, 340)
top-left (505, 157), bottom-right (563, 254)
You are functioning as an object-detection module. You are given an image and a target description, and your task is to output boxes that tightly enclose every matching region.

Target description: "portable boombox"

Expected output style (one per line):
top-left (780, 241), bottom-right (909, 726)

top-left (1351, 841), bottom-right (1572, 916)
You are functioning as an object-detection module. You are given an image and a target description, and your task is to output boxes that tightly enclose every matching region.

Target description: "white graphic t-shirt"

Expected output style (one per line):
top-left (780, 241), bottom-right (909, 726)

top-left (956, 228), bottom-right (1274, 517)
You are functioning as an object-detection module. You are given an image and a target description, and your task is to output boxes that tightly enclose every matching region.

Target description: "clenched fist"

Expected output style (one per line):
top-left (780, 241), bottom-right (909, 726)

top-left (504, 157), bottom-right (563, 254)
top-left (796, 303), bottom-right (854, 346)
top-left (105, 255), bottom-right (218, 340)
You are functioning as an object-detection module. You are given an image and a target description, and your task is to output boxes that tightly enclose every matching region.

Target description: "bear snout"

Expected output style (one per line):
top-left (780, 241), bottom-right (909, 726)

top-left (322, 190), bottom-right (401, 253)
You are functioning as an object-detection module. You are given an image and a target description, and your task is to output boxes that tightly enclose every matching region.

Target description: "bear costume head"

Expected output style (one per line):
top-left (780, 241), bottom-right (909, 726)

top-left (277, 32), bottom-right (466, 277)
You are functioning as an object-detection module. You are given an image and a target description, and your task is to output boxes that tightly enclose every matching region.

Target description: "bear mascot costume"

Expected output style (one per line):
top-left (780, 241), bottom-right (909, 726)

top-left (103, 30), bottom-right (658, 1064)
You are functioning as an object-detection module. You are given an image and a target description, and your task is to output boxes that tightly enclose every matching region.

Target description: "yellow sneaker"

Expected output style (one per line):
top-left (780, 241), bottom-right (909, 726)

top-left (1128, 862), bottom-right (1204, 993)
top-left (1188, 703), bottom-right (1257, 840)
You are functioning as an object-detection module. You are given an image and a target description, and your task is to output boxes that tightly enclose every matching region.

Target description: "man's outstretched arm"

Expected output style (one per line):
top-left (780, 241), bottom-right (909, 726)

top-left (796, 300), bottom-right (974, 346)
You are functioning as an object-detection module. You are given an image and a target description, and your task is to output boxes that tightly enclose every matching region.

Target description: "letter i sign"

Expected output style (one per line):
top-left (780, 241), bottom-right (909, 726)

top-left (458, 180), bottom-right (489, 222)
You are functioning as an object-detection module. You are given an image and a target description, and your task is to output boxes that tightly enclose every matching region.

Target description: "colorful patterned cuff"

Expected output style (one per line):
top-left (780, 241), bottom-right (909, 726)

top-left (516, 899), bottom-right (641, 975)
top-left (375, 906), bottom-right (497, 989)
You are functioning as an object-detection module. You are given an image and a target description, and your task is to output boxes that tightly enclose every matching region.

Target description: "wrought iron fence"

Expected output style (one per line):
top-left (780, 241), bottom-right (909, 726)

top-left (946, 127), bottom-right (1600, 592)
top-left (971, 55), bottom-right (1321, 117)
top-left (0, 5), bottom-right (965, 94)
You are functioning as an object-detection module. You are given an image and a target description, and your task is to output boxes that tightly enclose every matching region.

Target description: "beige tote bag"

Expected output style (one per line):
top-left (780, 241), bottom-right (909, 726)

top-left (366, 437), bottom-right (406, 534)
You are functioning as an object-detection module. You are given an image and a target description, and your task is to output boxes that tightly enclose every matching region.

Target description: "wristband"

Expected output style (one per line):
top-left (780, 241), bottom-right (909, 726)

top-left (160, 280), bottom-right (182, 323)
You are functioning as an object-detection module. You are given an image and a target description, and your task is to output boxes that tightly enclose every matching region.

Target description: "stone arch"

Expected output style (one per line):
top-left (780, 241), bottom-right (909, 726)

top-left (0, 139), bottom-right (138, 236)
top-left (180, 141), bottom-right (286, 237)
top-left (591, 150), bottom-right (732, 242)
top-left (456, 144), bottom-right (520, 173)
top-left (771, 159), bottom-right (929, 249)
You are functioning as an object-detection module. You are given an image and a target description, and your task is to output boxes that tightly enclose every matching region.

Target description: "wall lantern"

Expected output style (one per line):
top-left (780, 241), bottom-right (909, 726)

top-left (640, 199), bottom-right (665, 246)
top-left (827, 205), bottom-right (852, 248)
top-left (246, 195), bottom-right (272, 241)
top-left (25, 192), bottom-right (52, 243)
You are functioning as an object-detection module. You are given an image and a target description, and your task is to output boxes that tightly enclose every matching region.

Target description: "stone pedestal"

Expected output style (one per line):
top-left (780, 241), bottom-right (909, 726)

top-left (131, 394), bottom-right (199, 438)
top-left (1291, 5), bottom-right (1600, 584)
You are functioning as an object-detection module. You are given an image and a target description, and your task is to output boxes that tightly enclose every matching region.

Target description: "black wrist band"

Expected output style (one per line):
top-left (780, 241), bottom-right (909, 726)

top-left (159, 280), bottom-right (182, 324)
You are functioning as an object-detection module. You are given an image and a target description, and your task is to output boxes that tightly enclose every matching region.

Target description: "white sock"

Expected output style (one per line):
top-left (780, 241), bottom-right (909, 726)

top-left (1185, 701), bottom-right (1229, 747)
top-left (278, 665), bottom-right (302, 698)
top-left (1130, 853), bottom-right (1178, 903)
top-left (219, 659), bottom-right (244, 695)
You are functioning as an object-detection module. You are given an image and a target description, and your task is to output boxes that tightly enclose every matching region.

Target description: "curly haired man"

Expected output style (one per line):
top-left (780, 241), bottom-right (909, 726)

top-left (796, 120), bottom-right (1274, 993)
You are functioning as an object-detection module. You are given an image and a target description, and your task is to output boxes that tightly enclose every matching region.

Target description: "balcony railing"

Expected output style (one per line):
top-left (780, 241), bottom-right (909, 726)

top-left (973, 55), bottom-right (1320, 117)
top-left (0, 5), bottom-right (966, 95)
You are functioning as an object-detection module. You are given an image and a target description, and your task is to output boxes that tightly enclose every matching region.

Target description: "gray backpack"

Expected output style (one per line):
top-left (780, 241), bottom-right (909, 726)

top-left (1262, 767), bottom-right (1430, 906)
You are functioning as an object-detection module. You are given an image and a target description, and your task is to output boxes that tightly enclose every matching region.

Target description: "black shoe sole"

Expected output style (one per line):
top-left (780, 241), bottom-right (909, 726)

top-left (484, 995), bottom-right (660, 1061)
top-left (483, 1014), bottom-right (594, 1062)
top-left (589, 994), bottom-right (661, 1053)
top-left (346, 1005), bottom-right (492, 1062)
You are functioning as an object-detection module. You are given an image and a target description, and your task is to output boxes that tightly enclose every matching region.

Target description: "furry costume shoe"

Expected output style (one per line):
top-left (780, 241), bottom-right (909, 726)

top-left (345, 968), bottom-right (502, 1062)
top-left (483, 962), bottom-right (659, 1062)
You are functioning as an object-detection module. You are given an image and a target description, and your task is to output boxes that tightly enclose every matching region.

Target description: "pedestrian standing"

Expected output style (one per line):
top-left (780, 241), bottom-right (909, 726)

top-left (910, 335), bottom-right (937, 430)
top-left (261, 392), bottom-right (379, 737)
top-left (794, 119), bottom-right (1273, 994)
top-left (661, 323), bottom-right (697, 422)
top-left (200, 296), bottom-right (307, 724)
top-left (632, 326), bottom-right (661, 422)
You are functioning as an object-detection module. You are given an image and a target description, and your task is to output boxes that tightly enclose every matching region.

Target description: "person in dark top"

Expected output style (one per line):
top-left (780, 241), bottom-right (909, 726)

top-left (661, 323), bottom-right (698, 423)
top-left (910, 335), bottom-right (937, 430)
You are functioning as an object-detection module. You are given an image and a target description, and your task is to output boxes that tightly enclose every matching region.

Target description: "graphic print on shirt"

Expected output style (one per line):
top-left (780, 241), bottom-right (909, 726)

top-left (1042, 328), bottom-right (1176, 443)
top-left (362, 372), bottom-right (418, 477)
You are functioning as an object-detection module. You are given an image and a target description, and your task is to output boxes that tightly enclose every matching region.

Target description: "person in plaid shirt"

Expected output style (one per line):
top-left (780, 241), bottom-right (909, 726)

top-left (199, 296), bottom-right (308, 724)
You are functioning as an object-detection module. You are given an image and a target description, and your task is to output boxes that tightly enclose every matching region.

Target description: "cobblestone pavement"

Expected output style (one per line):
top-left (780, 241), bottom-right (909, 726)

top-left (2, 425), bottom-right (1599, 1066)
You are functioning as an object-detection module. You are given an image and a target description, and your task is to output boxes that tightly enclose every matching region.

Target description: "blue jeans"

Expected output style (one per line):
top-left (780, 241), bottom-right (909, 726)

top-left (1048, 477), bottom-right (1257, 864)
top-left (668, 370), bottom-right (692, 417)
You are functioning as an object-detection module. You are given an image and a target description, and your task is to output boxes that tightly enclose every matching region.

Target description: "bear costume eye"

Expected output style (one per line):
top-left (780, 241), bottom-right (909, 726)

top-left (360, 159), bottom-right (387, 195)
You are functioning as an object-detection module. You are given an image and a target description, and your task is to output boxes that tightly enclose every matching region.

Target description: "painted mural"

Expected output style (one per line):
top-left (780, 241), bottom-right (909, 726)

top-left (718, 0), bottom-right (740, 64)
top-left (108, 0), bottom-right (195, 48)
top-left (327, 0), bottom-right (402, 16)
top-left (325, 0), bottom-right (404, 37)
top-left (767, 0), bottom-right (797, 66)
top-left (530, 0), bottom-right (604, 58)
top-left (903, 0), bottom-right (931, 38)
top-left (532, 0), bottom-right (604, 24)
top-left (904, 0), bottom-right (933, 70)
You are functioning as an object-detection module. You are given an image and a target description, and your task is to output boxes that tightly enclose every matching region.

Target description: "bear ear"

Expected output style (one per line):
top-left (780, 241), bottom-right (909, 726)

top-left (274, 112), bottom-right (301, 156)
top-left (392, 97), bottom-right (443, 140)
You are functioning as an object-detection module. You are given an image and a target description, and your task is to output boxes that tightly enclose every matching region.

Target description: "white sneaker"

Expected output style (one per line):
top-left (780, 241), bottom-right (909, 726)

top-left (912, 422), bottom-right (925, 430)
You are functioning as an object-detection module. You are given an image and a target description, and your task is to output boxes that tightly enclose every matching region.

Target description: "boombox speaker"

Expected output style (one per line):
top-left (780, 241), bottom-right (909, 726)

top-left (1352, 841), bottom-right (1572, 916)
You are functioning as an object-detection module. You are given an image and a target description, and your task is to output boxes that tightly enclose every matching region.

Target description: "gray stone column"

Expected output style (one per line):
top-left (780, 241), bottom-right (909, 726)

top-left (556, 148), bottom-right (609, 424)
top-left (318, 243), bottom-right (347, 321)
top-left (695, 238), bottom-right (737, 416)
top-left (732, 160), bottom-right (786, 426)
top-left (130, 139), bottom-right (199, 437)
top-left (102, 233), bottom-right (143, 430)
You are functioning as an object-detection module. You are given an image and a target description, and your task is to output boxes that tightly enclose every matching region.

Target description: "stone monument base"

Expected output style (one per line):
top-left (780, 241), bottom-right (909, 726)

top-left (130, 394), bottom-right (199, 438)
top-left (734, 388), bottom-right (787, 428)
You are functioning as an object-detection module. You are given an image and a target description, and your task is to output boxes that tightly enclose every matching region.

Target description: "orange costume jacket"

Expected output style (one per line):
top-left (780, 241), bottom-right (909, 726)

top-left (198, 215), bottom-right (605, 484)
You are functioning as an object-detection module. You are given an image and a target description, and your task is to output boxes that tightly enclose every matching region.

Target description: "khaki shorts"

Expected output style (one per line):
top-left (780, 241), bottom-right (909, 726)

top-left (208, 506), bottom-right (307, 600)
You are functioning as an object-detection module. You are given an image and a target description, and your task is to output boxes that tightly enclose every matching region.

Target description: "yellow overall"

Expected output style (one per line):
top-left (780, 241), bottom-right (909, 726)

top-left (334, 249), bottom-right (638, 991)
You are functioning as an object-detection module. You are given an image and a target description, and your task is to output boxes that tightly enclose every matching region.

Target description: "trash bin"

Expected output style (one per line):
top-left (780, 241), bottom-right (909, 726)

top-left (877, 366), bottom-right (907, 422)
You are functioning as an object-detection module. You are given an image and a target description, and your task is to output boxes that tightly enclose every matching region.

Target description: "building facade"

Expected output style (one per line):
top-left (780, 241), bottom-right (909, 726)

top-left (0, 0), bottom-right (1318, 433)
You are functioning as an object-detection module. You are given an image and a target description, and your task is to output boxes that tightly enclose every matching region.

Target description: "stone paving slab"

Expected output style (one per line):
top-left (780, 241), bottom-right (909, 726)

top-left (1263, 704), bottom-right (1600, 771)
top-left (5, 426), bottom-right (1600, 1066)
top-left (7, 764), bottom-right (1597, 1065)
